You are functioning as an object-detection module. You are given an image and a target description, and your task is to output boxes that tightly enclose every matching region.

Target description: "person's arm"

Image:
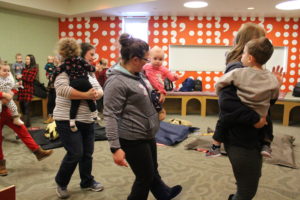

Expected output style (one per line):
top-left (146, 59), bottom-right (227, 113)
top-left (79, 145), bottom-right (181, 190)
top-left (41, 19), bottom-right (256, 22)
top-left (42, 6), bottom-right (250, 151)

top-left (215, 70), bottom-right (237, 95)
top-left (103, 77), bottom-right (128, 167)
top-left (0, 91), bottom-right (13, 101)
top-left (22, 67), bottom-right (38, 82)
top-left (162, 67), bottom-right (178, 82)
top-left (218, 85), bottom-right (261, 127)
top-left (54, 72), bottom-right (97, 100)
top-left (89, 74), bottom-right (103, 100)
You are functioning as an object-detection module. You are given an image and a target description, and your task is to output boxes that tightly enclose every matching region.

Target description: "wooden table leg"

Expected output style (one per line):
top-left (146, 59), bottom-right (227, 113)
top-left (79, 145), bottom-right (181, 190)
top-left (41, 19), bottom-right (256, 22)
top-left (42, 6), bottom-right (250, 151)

top-left (42, 98), bottom-right (48, 119)
top-left (283, 103), bottom-right (296, 126)
top-left (200, 97), bottom-right (207, 117)
top-left (181, 97), bottom-right (188, 116)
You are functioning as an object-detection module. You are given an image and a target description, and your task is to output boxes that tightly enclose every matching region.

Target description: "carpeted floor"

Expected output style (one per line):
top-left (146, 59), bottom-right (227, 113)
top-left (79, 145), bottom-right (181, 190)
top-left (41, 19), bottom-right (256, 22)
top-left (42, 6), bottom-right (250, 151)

top-left (0, 115), bottom-right (299, 200)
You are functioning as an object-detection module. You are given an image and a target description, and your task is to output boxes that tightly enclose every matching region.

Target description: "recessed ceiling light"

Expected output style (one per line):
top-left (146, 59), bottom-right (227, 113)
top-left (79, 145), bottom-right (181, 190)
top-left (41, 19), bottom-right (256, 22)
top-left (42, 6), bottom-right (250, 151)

top-left (247, 7), bottom-right (255, 10)
top-left (184, 1), bottom-right (208, 8)
top-left (276, 0), bottom-right (300, 10)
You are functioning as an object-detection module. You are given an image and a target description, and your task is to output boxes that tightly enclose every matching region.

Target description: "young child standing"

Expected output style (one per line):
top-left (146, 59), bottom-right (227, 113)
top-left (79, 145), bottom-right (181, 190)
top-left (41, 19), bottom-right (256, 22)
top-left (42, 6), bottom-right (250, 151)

top-left (11, 53), bottom-right (25, 88)
top-left (143, 46), bottom-right (178, 120)
top-left (53, 38), bottom-right (99, 132)
top-left (0, 62), bottom-right (23, 126)
top-left (44, 56), bottom-right (60, 124)
top-left (206, 37), bottom-right (280, 158)
top-left (44, 56), bottom-right (56, 78)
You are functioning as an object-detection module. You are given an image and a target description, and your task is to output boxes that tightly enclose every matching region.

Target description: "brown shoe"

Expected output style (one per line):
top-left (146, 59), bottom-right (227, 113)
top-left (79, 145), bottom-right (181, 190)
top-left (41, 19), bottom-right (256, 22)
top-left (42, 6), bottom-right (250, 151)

top-left (33, 147), bottom-right (53, 161)
top-left (44, 116), bottom-right (54, 124)
top-left (0, 159), bottom-right (8, 176)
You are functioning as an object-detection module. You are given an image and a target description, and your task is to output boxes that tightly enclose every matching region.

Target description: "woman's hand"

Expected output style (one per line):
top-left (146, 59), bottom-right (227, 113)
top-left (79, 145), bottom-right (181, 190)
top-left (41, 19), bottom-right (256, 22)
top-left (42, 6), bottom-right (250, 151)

top-left (113, 149), bottom-right (128, 167)
top-left (254, 116), bottom-right (267, 129)
top-left (94, 90), bottom-right (102, 100)
top-left (85, 88), bottom-right (98, 100)
top-left (272, 65), bottom-right (284, 86)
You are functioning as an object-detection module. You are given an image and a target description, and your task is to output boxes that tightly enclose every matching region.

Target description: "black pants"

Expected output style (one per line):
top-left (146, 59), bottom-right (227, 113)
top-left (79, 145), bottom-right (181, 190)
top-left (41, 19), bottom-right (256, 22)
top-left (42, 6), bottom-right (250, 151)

top-left (225, 145), bottom-right (262, 200)
top-left (47, 88), bottom-right (56, 116)
top-left (120, 138), bottom-right (172, 200)
top-left (55, 121), bottom-right (95, 188)
top-left (69, 78), bottom-right (96, 119)
top-left (19, 101), bottom-right (31, 127)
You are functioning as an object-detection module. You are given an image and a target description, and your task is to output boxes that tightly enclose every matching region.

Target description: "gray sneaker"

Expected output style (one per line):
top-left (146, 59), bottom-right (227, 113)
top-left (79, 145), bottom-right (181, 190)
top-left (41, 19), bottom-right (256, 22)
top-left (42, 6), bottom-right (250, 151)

top-left (56, 186), bottom-right (70, 199)
top-left (261, 145), bottom-right (272, 158)
top-left (82, 181), bottom-right (104, 192)
top-left (205, 147), bottom-right (221, 157)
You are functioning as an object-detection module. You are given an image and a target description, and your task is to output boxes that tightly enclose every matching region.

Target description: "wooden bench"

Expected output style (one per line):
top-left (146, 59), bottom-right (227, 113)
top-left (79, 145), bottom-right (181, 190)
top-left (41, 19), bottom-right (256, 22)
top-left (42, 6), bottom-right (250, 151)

top-left (0, 185), bottom-right (16, 200)
top-left (165, 91), bottom-right (300, 126)
top-left (275, 92), bottom-right (300, 126)
top-left (15, 97), bottom-right (48, 119)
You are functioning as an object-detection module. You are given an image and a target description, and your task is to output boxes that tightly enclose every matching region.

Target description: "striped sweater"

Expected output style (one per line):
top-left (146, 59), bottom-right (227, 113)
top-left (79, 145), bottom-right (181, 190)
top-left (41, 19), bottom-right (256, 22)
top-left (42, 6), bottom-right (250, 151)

top-left (53, 72), bottom-right (103, 123)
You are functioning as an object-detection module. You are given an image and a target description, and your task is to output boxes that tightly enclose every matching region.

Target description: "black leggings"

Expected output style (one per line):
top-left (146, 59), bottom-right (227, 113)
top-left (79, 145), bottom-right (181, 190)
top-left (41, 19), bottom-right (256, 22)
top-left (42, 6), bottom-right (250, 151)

top-left (69, 78), bottom-right (96, 119)
top-left (225, 145), bottom-right (262, 200)
top-left (19, 101), bottom-right (31, 127)
top-left (120, 138), bottom-right (172, 200)
top-left (47, 88), bottom-right (56, 116)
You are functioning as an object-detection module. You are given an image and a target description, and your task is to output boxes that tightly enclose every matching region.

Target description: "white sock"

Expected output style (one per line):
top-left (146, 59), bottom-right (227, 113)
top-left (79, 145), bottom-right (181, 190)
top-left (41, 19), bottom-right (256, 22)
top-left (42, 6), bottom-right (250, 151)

top-left (70, 119), bottom-right (78, 132)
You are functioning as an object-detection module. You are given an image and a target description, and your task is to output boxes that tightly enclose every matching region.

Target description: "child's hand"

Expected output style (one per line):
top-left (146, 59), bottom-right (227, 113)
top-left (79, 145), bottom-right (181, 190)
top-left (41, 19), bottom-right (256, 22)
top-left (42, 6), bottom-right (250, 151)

top-left (174, 74), bottom-right (179, 80)
top-left (159, 93), bottom-right (165, 103)
top-left (272, 65), bottom-right (284, 86)
top-left (2, 92), bottom-right (13, 101)
top-left (16, 74), bottom-right (22, 79)
top-left (254, 116), bottom-right (267, 129)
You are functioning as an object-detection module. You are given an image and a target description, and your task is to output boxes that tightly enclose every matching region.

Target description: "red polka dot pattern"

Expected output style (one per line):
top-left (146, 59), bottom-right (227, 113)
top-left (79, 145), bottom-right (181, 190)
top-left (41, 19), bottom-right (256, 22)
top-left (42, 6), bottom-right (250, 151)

top-left (59, 16), bottom-right (300, 92)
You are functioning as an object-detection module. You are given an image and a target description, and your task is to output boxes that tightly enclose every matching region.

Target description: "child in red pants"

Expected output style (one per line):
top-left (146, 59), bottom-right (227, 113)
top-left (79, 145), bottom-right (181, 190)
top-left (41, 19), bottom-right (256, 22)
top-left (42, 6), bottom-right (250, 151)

top-left (0, 91), bottom-right (53, 176)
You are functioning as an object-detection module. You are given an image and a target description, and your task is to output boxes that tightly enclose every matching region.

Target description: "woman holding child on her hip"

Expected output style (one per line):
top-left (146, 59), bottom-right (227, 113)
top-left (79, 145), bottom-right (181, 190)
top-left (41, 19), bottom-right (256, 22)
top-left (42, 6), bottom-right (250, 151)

top-left (104, 33), bottom-right (182, 200)
top-left (208, 23), bottom-right (284, 200)
top-left (53, 39), bottom-right (103, 199)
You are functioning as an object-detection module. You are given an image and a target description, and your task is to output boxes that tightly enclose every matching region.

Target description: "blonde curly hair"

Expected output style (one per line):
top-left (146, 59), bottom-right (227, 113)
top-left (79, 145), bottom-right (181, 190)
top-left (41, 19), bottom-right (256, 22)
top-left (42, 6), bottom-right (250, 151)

top-left (57, 38), bottom-right (81, 59)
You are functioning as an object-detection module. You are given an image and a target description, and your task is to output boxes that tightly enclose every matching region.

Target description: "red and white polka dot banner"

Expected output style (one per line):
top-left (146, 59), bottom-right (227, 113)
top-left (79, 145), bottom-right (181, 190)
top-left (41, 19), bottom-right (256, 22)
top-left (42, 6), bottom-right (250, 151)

top-left (59, 16), bottom-right (300, 92)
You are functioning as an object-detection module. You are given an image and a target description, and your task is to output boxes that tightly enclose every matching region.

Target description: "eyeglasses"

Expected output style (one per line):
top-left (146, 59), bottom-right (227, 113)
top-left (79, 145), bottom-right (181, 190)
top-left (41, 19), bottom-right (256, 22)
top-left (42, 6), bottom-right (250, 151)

top-left (140, 57), bottom-right (151, 63)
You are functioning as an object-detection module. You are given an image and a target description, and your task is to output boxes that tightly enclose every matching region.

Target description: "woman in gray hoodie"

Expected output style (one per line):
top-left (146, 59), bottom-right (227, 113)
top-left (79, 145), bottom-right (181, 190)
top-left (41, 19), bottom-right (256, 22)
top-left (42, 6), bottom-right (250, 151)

top-left (104, 33), bottom-right (182, 200)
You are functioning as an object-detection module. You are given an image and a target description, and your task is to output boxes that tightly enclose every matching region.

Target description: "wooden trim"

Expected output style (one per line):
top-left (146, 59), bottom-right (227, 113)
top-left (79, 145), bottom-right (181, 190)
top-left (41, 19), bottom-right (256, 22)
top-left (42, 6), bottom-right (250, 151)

top-left (166, 94), bottom-right (300, 126)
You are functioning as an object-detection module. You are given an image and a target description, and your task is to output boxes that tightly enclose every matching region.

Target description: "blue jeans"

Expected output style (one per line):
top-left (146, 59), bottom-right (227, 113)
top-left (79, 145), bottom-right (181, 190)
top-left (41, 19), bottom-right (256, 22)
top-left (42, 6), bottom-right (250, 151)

top-left (55, 120), bottom-right (95, 188)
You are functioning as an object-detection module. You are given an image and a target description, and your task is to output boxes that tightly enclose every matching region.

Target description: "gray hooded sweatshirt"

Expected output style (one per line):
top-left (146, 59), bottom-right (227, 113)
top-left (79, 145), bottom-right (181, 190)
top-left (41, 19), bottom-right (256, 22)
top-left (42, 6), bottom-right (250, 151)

top-left (103, 63), bottom-right (159, 149)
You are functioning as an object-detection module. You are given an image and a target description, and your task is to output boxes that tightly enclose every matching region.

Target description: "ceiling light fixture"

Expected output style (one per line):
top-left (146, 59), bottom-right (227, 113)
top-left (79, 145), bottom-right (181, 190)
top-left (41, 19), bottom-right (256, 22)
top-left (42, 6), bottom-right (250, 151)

top-left (247, 7), bottom-right (255, 10)
top-left (183, 1), bottom-right (208, 8)
top-left (276, 0), bottom-right (300, 10)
